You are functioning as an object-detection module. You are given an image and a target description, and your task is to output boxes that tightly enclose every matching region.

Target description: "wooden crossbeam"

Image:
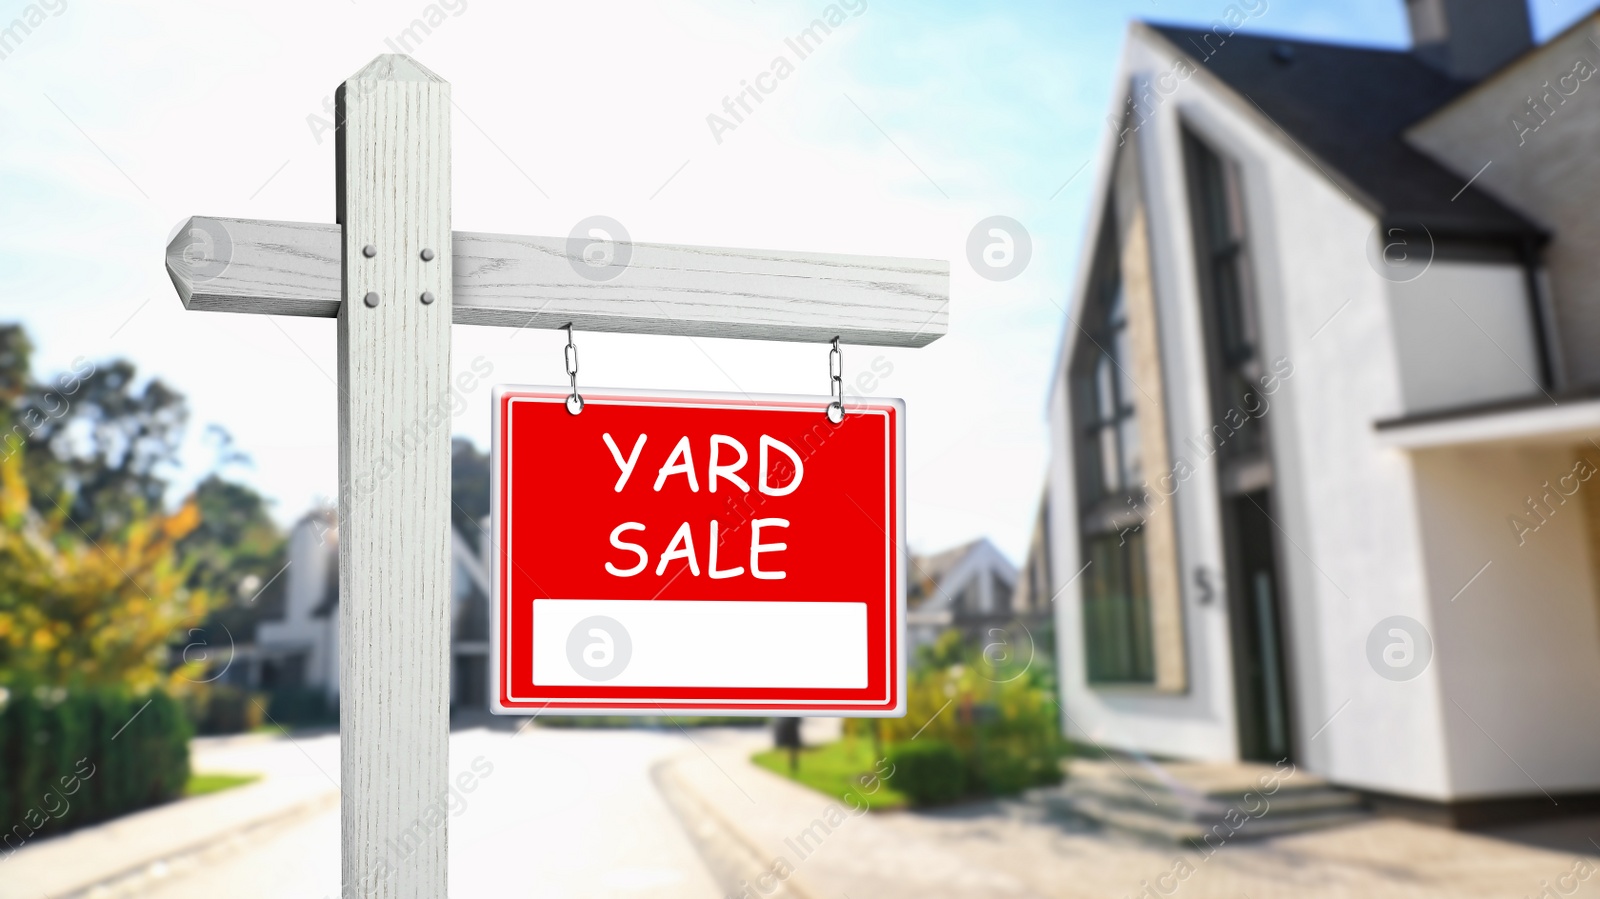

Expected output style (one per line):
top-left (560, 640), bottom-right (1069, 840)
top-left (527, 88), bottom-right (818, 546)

top-left (165, 216), bottom-right (949, 347)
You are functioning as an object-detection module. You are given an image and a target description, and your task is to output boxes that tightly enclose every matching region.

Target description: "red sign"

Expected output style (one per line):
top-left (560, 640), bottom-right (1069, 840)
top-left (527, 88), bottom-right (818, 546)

top-left (490, 387), bottom-right (906, 716)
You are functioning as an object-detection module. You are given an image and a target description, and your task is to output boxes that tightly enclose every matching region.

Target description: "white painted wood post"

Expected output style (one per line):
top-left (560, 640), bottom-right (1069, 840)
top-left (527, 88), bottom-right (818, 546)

top-left (159, 49), bottom-right (947, 896)
top-left (336, 55), bottom-right (453, 897)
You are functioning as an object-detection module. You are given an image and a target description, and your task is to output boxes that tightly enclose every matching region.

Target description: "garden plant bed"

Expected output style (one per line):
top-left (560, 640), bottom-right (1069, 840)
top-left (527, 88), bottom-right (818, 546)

top-left (752, 738), bottom-right (908, 811)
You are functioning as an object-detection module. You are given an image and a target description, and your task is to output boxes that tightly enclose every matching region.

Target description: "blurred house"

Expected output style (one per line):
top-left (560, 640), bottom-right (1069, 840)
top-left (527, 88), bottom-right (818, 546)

top-left (905, 537), bottom-right (1027, 650)
top-left (1013, 493), bottom-right (1057, 616)
top-left (245, 509), bottom-right (493, 710)
top-left (1045, 0), bottom-right (1600, 824)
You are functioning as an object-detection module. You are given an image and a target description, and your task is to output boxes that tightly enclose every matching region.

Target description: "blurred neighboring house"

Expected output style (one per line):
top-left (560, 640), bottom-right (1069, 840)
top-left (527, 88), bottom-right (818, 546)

top-left (252, 509), bottom-right (340, 703)
top-left (243, 508), bottom-right (493, 710)
top-left (1045, 0), bottom-right (1600, 824)
top-left (1013, 493), bottom-right (1056, 616)
top-left (905, 538), bottom-right (1024, 650)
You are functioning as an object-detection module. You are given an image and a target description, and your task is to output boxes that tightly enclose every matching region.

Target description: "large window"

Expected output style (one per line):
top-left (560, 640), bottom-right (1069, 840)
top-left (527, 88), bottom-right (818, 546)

top-left (1072, 209), bottom-right (1155, 685)
top-left (1083, 531), bottom-right (1154, 683)
top-left (1182, 128), bottom-right (1265, 459)
top-left (1082, 288), bottom-right (1143, 496)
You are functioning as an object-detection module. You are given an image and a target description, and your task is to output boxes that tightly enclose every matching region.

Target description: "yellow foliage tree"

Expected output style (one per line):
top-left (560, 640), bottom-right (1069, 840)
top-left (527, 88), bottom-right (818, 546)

top-left (0, 453), bottom-right (214, 690)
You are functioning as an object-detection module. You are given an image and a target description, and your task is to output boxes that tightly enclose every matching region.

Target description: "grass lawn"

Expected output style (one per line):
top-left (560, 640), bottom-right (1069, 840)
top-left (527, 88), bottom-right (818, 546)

top-left (184, 772), bottom-right (261, 798)
top-left (752, 738), bottom-right (908, 810)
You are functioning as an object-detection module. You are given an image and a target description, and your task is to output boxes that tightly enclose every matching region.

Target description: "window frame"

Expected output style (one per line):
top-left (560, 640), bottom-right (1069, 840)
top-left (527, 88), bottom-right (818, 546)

top-left (1181, 126), bottom-right (1268, 461)
top-left (1081, 530), bottom-right (1155, 684)
top-left (1069, 205), bottom-right (1157, 686)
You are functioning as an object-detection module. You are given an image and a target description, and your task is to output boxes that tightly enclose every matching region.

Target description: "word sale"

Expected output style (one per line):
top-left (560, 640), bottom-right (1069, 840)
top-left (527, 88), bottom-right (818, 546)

top-left (600, 432), bottom-right (806, 580)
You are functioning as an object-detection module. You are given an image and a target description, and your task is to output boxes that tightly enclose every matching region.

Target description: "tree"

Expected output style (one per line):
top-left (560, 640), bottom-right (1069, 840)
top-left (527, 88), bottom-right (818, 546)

top-left (18, 359), bottom-right (188, 540)
top-left (180, 473), bottom-right (283, 595)
top-left (0, 324), bottom-right (31, 409)
top-left (0, 451), bottom-right (214, 690)
top-left (179, 472), bottom-right (287, 647)
top-left (0, 324), bottom-right (39, 464)
top-left (0, 323), bottom-right (265, 686)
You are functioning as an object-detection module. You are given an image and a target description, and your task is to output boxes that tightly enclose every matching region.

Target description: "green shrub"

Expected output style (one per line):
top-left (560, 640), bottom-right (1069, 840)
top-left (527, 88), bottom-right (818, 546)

top-left (184, 685), bottom-right (265, 735)
top-left (265, 687), bottom-right (337, 727)
top-left (0, 685), bottom-right (190, 843)
top-left (886, 740), bottom-right (968, 806)
top-left (844, 641), bottom-right (1069, 801)
top-left (975, 739), bottom-right (1064, 796)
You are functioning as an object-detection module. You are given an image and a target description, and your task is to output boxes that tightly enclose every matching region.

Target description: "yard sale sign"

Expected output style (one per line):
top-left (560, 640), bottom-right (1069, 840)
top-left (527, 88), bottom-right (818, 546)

top-left (490, 387), bottom-right (907, 716)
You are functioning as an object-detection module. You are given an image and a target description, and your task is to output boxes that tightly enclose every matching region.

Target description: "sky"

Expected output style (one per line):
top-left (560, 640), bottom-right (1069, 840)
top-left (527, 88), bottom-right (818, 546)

top-left (0, 0), bottom-right (1592, 562)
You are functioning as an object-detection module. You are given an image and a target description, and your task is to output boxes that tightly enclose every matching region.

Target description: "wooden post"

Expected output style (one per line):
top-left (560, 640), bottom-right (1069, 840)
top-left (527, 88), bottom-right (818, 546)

top-left (336, 55), bottom-right (452, 897)
top-left (160, 49), bottom-right (948, 894)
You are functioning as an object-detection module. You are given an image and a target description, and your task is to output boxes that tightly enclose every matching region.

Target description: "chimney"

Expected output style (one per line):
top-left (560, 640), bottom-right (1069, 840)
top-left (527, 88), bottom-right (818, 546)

top-left (1406, 0), bottom-right (1533, 80)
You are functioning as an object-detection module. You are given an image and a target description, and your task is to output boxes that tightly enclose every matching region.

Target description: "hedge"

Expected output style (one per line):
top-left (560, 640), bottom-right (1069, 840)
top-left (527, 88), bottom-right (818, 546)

top-left (0, 685), bottom-right (190, 848)
top-left (181, 686), bottom-right (332, 735)
top-left (264, 687), bottom-right (337, 727)
top-left (183, 684), bottom-right (265, 736)
top-left (885, 740), bottom-right (968, 806)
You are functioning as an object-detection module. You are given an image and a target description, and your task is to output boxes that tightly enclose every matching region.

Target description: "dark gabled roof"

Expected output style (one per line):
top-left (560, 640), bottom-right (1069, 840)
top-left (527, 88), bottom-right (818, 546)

top-left (1145, 24), bottom-right (1544, 241)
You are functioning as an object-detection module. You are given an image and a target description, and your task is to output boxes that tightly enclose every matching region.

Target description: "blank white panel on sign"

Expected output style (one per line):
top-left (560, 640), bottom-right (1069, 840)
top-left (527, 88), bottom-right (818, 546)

top-left (532, 600), bottom-right (868, 689)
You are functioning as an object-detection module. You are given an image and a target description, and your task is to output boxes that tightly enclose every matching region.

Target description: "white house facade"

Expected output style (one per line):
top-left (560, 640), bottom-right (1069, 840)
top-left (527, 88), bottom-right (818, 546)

top-left (1046, 0), bottom-right (1600, 822)
top-left (254, 509), bottom-right (341, 702)
top-left (253, 509), bottom-right (494, 710)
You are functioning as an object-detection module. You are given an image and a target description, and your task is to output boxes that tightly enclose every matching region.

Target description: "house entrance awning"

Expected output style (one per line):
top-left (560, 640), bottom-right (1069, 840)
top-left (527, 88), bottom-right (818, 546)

top-left (1375, 393), bottom-right (1600, 450)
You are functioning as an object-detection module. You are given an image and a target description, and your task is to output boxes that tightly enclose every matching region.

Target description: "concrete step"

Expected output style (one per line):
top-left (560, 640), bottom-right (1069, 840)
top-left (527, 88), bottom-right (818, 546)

top-left (1026, 757), bottom-right (1368, 844)
top-left (1058, 771), bottom-right (1363, 821)
top-left (1053, 791), bottom-right (1368, 844)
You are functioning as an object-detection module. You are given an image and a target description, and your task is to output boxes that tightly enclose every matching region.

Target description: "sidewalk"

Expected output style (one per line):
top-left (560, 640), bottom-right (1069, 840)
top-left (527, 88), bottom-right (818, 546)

top-left (0, 732), bottom-right (340, 899)
top-left (658, 729), bottom-right (1600, 898)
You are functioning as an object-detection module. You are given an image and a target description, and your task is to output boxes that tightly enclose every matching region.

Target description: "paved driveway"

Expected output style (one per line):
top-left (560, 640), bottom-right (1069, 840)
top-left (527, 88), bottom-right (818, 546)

top-left (143, 724), bottom-right (723, 898)
top-left (662, 729), bottom-right (1600, 899)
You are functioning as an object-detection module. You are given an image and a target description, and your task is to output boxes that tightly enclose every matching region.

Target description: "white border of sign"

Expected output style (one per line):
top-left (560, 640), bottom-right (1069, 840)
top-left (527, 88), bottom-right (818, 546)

top-left (488, 385), bottom-right (908, 717)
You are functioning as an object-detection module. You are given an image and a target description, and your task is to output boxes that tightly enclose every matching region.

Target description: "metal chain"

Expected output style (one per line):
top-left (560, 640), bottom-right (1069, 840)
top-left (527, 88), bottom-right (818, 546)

top-left (827, 337), bottom-right (843, 423)
top-left (563, 324), bottom-right (583, 414)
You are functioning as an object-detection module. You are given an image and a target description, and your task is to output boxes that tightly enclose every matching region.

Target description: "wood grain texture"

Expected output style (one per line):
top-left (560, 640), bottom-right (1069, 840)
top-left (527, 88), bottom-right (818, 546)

top-left (336, 54), bottom-right (452, 898)
top-left (165, 216), bottom-right (949, 347)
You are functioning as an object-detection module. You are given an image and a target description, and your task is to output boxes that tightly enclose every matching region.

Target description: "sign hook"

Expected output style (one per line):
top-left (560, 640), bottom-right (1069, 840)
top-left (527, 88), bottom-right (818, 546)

top-left (827, 337), bottom-right (843, 424)
top-left (564, 324), bottom-right (584, 414)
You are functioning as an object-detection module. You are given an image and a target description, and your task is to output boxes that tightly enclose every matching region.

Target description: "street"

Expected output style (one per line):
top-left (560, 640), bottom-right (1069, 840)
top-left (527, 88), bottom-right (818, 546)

top-left (143, 723), bottom-right (727, 898)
